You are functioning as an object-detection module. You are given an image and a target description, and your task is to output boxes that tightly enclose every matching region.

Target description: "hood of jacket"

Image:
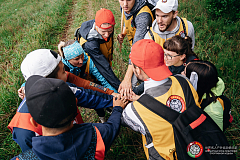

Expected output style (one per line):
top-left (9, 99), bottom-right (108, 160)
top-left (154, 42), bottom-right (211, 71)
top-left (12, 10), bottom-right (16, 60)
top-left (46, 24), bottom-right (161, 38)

top-left (32, 123), bottom-right (95, 160)
top-left (123, 0), bottom-right (146, 20)
top-left (80, 19), bottom-right (112, 43)
top-left (202, 77), bottom-right (225, 99)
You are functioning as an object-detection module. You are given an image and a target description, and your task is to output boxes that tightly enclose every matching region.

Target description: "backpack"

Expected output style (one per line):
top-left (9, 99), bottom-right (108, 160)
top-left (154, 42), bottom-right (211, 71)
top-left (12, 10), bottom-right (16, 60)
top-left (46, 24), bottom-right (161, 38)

top-left (74, 27), bottom-right (81, 42)
top-left (137, 76), bottom-right (236, 160)
top-left (200, 95), bottom-right (233, 131)
top-left (146, 0), bottom-right (158, 9)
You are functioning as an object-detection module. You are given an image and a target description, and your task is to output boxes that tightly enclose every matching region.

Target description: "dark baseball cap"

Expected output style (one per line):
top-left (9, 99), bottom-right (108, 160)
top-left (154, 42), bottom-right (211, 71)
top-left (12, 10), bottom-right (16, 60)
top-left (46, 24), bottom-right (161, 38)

top-left (25, 75), bottom-right (77, 128)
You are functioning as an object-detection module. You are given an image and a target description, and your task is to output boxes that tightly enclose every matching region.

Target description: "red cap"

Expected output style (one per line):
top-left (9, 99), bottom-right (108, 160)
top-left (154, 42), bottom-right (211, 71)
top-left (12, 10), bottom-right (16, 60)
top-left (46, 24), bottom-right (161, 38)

top-left (130, 39), bottom-right (172, 81)
top-left (95, 8), bottom-right (115, 29)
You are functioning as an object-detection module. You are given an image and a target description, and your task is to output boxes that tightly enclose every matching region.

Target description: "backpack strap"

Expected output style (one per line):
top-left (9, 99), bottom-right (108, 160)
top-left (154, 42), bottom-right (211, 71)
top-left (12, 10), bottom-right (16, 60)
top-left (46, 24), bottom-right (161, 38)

top-left (179, 17), bottom-right (187, 38)
top-left (138, 75), bottom-right (199, 124)
top-left (138, 93), bottom-right (179, 124)
top-left (200, 97), bottom-right (215, 110)
top-left (147, 27), bottom-right (155, 42)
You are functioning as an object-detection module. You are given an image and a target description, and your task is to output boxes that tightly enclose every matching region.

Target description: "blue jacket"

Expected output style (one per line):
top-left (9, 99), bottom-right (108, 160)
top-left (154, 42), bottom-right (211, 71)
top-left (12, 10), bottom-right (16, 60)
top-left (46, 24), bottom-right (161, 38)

top-left (79, 20), bottom-right (121, 90)
top-left (12, 106), bottom-right (123, 160)
top-left (8, 82), bottom-right (113, 152)
top-left (63, 54), bottom-right (118, 93)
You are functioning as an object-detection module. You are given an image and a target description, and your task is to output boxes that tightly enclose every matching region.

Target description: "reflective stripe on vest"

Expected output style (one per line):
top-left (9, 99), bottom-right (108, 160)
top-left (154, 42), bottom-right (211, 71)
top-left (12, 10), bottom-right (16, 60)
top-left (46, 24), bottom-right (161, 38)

top-left (94, 126), bottom-right (105, 160)
top-left (8, 112), bottom-right (42, 135)
top-left (132, 76), bottom-right (199, 160)
top-left (124, 6), bottom-right (154, 46)
top-left (148, 17), bottom-right (189, 47)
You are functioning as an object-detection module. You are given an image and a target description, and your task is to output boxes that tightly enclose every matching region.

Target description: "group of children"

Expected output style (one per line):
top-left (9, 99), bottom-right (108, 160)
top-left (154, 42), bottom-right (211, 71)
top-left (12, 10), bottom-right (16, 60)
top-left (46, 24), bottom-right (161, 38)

top-left (9, 0), bottom-right (233, 159)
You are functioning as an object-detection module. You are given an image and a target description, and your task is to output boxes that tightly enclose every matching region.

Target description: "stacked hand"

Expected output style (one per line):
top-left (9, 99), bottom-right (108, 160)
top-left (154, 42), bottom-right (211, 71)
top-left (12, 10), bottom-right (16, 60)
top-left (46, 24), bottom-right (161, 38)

top-left (113, 95), bottom-right (129, 109)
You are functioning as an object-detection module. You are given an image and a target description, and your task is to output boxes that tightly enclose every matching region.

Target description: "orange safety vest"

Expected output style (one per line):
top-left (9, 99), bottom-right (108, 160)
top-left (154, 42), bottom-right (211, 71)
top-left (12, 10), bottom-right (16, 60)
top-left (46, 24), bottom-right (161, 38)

top-left (8, 99), bottom-right (84, 135)
top-left (94, 126), bottom-right (105, 159)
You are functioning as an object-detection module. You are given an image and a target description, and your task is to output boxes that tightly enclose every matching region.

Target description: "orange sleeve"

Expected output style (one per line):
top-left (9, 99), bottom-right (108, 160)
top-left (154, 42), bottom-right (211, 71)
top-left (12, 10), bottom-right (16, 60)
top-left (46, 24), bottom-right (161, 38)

top-left (66, 72), bottom-right (114, 95)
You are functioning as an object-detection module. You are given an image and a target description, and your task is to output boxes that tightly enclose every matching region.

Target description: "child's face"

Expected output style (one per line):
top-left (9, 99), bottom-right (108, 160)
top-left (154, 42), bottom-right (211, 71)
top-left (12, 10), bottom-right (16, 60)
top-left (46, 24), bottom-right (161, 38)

top-left (57, 61), bottom-right (67, 82)
top-left (69, 54), bottom-right (84, 68)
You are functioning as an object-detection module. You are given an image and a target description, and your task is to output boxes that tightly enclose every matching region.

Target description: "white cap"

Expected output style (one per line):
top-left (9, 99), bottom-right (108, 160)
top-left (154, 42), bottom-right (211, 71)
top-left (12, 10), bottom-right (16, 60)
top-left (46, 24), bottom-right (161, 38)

top-left (21, 49), bottom-right (61, 80)
top-left (152, 0), bottom-right (178, 13)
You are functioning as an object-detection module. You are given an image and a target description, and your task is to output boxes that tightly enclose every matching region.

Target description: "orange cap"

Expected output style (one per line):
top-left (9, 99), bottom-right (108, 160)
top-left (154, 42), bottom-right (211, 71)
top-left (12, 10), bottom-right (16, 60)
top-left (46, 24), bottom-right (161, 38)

top-left (130, 39), bottom-right (172, 81)
top-left (95, 8), bottom-right (115, 29)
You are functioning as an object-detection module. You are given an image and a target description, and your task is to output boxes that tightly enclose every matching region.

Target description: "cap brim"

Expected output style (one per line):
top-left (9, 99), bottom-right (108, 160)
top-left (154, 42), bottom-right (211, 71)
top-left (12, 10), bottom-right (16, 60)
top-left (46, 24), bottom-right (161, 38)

top-left (152, 6), bottom-right (172, 14)
top-left (144, 64), bottom-right (172, 81)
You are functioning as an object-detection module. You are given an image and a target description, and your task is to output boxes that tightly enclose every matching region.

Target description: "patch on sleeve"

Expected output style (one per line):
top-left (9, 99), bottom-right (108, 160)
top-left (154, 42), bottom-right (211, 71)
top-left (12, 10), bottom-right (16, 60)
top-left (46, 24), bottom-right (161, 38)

top-left (166, 95), bottom-right (186, 113)
top-left (89, 82), bottom-right (107, 92)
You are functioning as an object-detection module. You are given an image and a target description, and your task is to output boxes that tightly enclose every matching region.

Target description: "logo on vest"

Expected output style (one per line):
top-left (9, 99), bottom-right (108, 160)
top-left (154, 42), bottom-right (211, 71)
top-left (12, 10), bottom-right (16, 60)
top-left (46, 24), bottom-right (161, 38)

top-left (166, 95), bottom-right (185, 113)
top-left (187, 141), bottom-right (203, 158)
top-left (162, 0), bottom-right (167, 3)
top-left (179, 30), bottom-right (186, 38)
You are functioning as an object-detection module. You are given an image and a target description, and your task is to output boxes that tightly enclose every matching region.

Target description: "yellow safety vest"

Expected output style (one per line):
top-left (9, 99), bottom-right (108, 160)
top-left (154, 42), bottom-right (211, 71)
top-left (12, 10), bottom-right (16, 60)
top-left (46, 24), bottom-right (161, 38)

top-left (148, 17), bottom-right (188, 48)
top-left (77, 53), bottom-right (97, 83)
top-left (133, 76), bottom-right (200, 160)
top-left (80, 37), bottom-right (113, 66)
top-left (124, 6), bottom-right (154, 46)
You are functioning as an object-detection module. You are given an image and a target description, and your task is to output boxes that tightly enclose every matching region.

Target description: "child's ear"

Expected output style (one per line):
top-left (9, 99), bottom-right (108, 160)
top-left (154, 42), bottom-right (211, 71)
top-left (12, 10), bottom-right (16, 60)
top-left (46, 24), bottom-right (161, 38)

top-left (30, 117), bottom-right (38, 128)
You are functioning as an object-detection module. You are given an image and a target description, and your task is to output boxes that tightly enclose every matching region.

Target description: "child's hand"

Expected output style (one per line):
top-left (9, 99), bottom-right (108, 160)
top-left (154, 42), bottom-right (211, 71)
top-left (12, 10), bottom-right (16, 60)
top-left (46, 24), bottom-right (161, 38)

top-left (129, 92), bottom-right (140, 101)
top-left (113, 95), bottom-right (128, 109)
top-left (111, 92), bottom-right (119, 97)
top-left (18, 87), bottom-right (25, 100)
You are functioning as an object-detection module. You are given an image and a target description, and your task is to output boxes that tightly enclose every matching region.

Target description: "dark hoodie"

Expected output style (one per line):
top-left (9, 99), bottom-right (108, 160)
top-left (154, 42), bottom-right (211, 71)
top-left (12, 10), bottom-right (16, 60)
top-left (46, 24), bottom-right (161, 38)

top-left (12, 106), bottom-right (123, 160)
top-left (79, 20), bottom-right (120, 91)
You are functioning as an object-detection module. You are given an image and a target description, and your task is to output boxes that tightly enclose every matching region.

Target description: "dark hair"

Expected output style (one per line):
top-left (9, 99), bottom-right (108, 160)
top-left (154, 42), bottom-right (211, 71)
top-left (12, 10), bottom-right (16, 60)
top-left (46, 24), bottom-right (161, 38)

top-left (132, 63), bottom-right (142, 70)
top-left (46, 50), bottom-right (60, 78)
top-left (58, 40), bottom-right (75, 58)
top-left (185, 60), bottom-right (219, 102)
top-left (163, 35), bottom-right (197, 61)
top-left (46, 64), bottom-right (60, 79)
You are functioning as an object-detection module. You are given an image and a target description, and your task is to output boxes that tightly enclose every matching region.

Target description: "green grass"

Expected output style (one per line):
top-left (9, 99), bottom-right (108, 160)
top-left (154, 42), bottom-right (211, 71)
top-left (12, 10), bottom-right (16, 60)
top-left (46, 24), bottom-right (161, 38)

top-left (0, 0), bottom-right (73, 159)
top-left (0, 0), bottom-right (239, 159)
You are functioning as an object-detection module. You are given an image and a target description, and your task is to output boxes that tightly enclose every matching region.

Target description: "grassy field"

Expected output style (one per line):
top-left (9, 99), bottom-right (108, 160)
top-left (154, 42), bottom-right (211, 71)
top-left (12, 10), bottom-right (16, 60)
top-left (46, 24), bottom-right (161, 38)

top-left (0, 0), bottom-right (239, 159)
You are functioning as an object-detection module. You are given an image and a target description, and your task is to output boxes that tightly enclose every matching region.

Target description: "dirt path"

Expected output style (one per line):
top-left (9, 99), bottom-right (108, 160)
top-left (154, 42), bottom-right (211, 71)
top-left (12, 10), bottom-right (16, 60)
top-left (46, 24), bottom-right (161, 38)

top-left (59, 0), bottom-right (77, 41)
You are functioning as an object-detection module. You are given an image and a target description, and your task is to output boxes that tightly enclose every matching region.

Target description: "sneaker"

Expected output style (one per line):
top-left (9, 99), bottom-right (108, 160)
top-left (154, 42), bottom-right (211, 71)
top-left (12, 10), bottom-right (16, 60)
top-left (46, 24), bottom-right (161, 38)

top-left (99, 117), bottom-right (106, 123)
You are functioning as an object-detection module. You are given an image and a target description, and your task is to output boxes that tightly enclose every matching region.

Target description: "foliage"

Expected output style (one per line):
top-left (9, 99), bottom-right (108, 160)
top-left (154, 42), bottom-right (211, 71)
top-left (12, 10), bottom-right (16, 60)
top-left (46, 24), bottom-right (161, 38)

top-left (0, 0), bottom-right (73, 159)
top-left (205, 0), bottom-right (240, 22)
top-left (0, 0), bottom-right (239, 159)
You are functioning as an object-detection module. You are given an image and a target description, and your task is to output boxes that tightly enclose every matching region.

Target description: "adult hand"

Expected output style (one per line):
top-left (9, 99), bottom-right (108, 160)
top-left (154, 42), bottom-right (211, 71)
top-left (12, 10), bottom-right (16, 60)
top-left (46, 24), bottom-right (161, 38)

top-left (117, 33), bottom-right (125, 44)
top-left (118, 79), bottom-right (132, 99)
top-left (113, 95), bottom-right (129, 109)
top-left (18, 87), bottom-right (25, 100)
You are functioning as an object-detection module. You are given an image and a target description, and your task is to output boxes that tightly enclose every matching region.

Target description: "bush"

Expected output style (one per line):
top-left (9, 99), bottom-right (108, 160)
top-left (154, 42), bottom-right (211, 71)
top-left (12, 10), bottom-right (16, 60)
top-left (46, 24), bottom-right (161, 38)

top-left (205, 0), bottom-right (240, 22)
